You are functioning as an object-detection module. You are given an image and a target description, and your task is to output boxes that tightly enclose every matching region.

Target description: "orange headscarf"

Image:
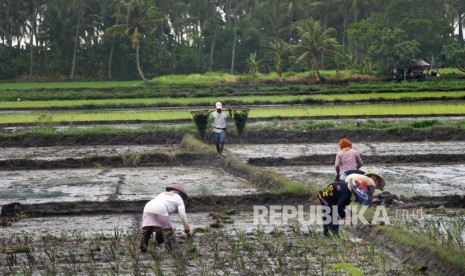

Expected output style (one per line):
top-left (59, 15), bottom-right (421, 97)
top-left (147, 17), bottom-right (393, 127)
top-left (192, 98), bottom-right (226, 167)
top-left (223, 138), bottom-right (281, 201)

top-left (338, 138), bottom-right (352, 150)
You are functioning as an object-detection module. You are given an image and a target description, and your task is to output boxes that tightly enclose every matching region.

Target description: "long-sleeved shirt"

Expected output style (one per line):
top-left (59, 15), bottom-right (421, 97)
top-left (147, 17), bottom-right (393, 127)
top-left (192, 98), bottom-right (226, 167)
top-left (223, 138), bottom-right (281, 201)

top-left (144, 192), bottom-right (188, 227)
top-left (317, 181), bottom-right (352, 219)
top-left (335, 148), bottom-right (363, 173)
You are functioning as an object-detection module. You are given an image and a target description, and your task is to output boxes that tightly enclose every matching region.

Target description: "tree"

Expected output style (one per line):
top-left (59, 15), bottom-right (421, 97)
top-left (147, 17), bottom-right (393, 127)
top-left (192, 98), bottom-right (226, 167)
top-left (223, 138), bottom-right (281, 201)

top-left (69, 0), bottom-right (83, 80)
top-left (445, 0), bottom-right (465, 45)
top-left (245, 52), bottom-right (260, 75)
top-left (265, 39), bottom-right (285, 80)
top-left (348, 17), bottom-right (421, 76)
top-left (27, 0), bottom-right (41, 81)
top-left (443, 42), bottom-right (465, 72)
top-left (286, 18), bottom-right (341, 81)
top-left (108, 0), bottom-right (158, 83)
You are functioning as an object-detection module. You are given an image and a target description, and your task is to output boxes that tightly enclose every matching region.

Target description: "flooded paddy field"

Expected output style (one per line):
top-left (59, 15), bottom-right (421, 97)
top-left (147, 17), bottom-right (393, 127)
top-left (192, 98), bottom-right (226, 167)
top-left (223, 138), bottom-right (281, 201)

top-left (1, 140), bottom-right (464, 199)
top-left (0, 145), bottom-right (177, 161)
top-left (0, 166), bottom-right (256, 205)
top-left (227, 141), bottom-right (465, 161)
top-left (1, 212), bottom-right (412, 275)
top-left (1, 132), bottom-right (465, 275)
top-left (265, 164), bottom-right (465, 197)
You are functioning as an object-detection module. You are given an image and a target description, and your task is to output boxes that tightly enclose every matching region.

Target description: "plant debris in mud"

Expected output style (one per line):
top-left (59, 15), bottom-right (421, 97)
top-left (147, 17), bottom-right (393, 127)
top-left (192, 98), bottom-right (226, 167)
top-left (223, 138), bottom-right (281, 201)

top-left (1, 225), bottom-right (411, 275)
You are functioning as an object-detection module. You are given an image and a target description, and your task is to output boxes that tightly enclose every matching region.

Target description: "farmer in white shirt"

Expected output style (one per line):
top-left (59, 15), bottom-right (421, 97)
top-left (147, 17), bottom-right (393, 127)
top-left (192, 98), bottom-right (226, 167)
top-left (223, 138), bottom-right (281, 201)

top-left (210, 101), bottom-right (230, 157)
top-left (140, 183), bottom-right (191, 252)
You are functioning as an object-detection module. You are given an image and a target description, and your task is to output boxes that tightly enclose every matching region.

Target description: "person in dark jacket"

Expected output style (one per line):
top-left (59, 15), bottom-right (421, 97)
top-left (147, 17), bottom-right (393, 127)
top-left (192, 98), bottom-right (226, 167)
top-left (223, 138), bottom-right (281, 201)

top-left (316, 179), bottom-right (369, 237)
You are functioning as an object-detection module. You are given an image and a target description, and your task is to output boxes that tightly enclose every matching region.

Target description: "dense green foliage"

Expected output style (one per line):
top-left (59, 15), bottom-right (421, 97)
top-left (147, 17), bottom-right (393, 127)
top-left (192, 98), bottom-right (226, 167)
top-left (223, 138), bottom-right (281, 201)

top-left (1, 0), bottom-right (464, 81)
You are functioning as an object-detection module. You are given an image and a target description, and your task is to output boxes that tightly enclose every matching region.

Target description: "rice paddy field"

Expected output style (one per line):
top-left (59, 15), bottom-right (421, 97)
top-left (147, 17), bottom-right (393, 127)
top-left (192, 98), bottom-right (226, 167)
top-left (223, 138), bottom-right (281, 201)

top-left (1, 75), bottom-right (465, 275)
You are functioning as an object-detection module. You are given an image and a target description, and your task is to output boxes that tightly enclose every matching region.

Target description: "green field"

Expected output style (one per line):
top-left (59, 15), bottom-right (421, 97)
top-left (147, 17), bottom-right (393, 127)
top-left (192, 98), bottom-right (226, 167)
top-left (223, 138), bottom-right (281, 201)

top-left (2, 91), bottom-right (465, 110)
top-left (2, 102), bottom-right (465, 124)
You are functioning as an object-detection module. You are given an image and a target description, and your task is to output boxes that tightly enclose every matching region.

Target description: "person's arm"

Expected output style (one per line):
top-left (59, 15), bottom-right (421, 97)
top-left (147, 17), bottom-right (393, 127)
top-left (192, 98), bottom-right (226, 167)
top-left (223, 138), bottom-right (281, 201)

top-left (366, 186), bottom-right (375, 206)
top-left (356, 152), bottom-right (363, 169)
top-left (335, 152), bottom-right (341, 175)
top-left (177, 201), bottom-right (190, 233)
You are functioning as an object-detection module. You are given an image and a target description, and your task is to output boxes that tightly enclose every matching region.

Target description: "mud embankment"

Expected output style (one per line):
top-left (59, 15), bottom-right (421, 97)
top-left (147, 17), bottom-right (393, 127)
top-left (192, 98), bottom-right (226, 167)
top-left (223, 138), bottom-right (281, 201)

top-left (248, 153), bottom-right (465, 166)
top-left (0, 152), bottom-right (213, 170)
top-left (1, 126), bottom-right (465, 147)
top-left (2, 193), bottom-right (464, 220)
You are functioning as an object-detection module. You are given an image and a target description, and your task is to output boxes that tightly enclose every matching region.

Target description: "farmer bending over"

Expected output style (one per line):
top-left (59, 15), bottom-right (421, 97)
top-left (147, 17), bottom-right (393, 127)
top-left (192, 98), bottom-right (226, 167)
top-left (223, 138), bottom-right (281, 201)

top-left (140, 183), bottom-right (191, 253)
top-left (340, 172), bottom-right (385, 206)
top-left (316, 178), bottom-right (372, 237)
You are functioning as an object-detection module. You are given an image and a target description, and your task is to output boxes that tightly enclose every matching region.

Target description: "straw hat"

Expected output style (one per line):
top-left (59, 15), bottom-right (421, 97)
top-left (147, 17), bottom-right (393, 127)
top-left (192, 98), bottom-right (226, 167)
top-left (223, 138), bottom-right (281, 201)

top-left (166, 183), bottom-right (189, 198)
top-left (364, 172), bottom-right (385, 190)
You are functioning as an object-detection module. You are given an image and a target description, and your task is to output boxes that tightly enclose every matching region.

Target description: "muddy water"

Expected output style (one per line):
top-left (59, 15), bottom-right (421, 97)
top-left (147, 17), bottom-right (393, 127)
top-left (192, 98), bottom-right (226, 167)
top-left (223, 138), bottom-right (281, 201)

top-left (1, 212), bottom-right (261, 239)
top-left (0, 145), bottom-right (177, 160)
top-left (1, 140), bottom-right (461, 161)
top-left (225, 142), bottom-right (465, 197)
top-left (0, 166), bottom-right (256, 206)
top-left (226, 141), bottom-right (465, 162)
top-left (1, 211), bottom-right (410, 275)
top-left (1, 141), bottom-right (464, 203)
top-left (266, 164), bottom-right (465, 197)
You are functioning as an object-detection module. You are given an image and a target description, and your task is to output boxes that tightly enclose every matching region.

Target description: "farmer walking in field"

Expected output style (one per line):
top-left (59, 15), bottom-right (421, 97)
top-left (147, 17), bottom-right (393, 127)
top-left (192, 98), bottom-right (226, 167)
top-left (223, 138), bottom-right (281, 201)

top-left (209, 102), bottom-right (231, 158)
top-left (335, 138), bottom-right (363, 180)
top-left (140, 183), bottom-right (191, 253)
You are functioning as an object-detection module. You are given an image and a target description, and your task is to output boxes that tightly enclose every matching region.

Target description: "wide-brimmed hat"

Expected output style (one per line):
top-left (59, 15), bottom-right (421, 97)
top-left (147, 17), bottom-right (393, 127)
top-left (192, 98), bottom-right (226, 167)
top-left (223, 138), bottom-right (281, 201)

top-left (364, 172), bottom-right (385, 190)
top-left (166, 183), bottom-right (188, 198)
top-left (215, 102), bottom-right (223, 109)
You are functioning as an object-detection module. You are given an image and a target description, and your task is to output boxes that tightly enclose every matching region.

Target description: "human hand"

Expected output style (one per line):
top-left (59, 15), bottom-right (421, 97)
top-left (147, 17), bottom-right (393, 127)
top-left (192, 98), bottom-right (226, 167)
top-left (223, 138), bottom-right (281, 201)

top-left (184, 226), bottom-right (191, 234)
top-left (185, 232), bottom-right (193, 243)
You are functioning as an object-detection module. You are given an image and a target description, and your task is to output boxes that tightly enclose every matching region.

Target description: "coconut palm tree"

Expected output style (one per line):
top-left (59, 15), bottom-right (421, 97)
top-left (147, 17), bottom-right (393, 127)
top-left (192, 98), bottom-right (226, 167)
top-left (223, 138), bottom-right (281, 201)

top-left (286, 18), bottom-right (341, 81)
top-left (108, 0), bottom-right (158, 83)
top-left (69, 0), bottom-right (83, 80)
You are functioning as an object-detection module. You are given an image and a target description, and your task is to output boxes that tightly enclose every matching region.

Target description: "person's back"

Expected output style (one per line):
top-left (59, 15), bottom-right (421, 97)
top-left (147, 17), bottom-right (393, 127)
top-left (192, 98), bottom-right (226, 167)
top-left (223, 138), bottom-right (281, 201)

top-left (144, 191), bottom-right (185, 216)
top-left (336, 148), bottom-right (362, 172)
top-left (335, 138), bottom-right (363, 176)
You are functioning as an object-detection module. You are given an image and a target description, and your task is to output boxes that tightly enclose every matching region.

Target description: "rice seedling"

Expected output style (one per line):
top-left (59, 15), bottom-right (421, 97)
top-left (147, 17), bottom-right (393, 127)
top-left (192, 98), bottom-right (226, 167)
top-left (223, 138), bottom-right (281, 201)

top-left (1, 218), bottom-right (450, 275)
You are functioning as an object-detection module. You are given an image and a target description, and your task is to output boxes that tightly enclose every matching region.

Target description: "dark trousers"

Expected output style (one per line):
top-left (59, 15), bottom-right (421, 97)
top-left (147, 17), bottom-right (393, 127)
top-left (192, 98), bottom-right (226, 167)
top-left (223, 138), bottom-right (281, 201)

top-left (140, 226), bottom-right (168, 252)
top-left (323, 206), bottom-right (340, 237)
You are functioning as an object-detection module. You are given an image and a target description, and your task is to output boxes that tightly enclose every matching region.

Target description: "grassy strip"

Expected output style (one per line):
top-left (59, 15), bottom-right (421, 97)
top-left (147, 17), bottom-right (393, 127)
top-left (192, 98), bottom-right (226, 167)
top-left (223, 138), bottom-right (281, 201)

top-left (179, 134), bottom-right (315, 194)
top-left (179, 133), bottom-right (216, 154)
top-left (255, 118), bottom-right (465, 132)
top-left (0, 124), bottom-right (197, 141)
top-left (3, 102), bottom-right (465, 124)
top-left (4, 91), bottom-right (465, 109)
top-left (3, 80), bottom-right (465, 102)
top-left (376, 225), bottom-right (465, 272)
top-left (0, 119), bottom-right (463, 142)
